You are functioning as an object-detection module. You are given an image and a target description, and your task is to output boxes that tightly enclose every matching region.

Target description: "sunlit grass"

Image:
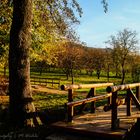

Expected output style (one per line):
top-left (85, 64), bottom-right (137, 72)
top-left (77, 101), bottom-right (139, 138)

top-left (0, 66), bottom-right (135, 119)
top-left (33, 93), bottom-right (68, 111)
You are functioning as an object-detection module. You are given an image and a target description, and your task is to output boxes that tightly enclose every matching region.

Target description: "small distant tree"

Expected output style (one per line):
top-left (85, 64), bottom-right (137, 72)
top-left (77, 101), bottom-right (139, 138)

top-left (82, 47), bottom-right (95, 76)
top-left (107, 28), bottom-right (138, 84)
top-left (111, 44), bottom-right (121, 78)
top-left (92, 48), bottom-right (105, 79)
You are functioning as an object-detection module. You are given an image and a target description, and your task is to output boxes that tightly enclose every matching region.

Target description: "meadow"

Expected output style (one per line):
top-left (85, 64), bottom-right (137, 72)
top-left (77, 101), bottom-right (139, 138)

top-left (0, 67), bottom-right (133, 124)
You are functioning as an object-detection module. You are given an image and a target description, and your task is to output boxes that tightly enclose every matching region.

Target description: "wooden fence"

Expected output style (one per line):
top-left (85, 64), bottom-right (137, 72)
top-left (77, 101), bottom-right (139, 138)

top-left (61, 82), bottom-right (140, 130)
top-left (61, 83), bottom-right (114, 122)
top-left (31, 77), bottom-right (61, 88)
top-left (106, 83), bottom-right (140, 130)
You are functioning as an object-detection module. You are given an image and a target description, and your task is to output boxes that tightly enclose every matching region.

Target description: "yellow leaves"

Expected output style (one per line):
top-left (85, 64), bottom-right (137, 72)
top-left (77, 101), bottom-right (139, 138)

top-left (31, 34), bottom-right (63, 65)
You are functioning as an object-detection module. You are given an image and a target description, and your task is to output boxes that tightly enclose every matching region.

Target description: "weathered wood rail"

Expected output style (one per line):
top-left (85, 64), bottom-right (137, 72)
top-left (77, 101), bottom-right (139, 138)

top-left (31, 76), bottom-right (61, 88)
top-left (106, 83), bottom-right (140, 130)
top-left (52, 83), bottom-right (140, 139)
top-left (61, 83), bottom-right (114, 122)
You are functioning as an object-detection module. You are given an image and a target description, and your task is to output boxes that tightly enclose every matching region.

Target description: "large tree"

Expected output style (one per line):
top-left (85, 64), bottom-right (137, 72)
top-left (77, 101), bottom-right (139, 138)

top-left (9, 0), bottom-right (82, 127)
top-left (9, 0), bottom-right (36, 127)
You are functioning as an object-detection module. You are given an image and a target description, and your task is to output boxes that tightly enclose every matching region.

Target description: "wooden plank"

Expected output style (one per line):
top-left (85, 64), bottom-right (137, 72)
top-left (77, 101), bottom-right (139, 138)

top-left (52, 105), bottom-right (140, 140)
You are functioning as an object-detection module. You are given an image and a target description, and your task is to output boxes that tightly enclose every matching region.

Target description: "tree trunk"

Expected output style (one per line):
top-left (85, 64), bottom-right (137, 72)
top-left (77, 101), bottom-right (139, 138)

top-left (121, 68), bottom-right (125, 84)
top-left (9, 0), bottom-right (38, 127)
top-left (90, 70), bottom-right (93, 76)
top-left (107, 65), bottom-right (110, 82)
top-left (97, 70), bottom-right (100, 79)
top-left (121, 62), bottom-right (125, 84)
top-left (114, 63), bottom-right (120, 78)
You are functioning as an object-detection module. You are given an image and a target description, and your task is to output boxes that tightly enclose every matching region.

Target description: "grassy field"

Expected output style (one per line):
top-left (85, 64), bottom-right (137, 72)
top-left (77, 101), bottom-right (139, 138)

top-left (0, 67), bottom-right (134, 124)
top-left (0, 67), bottom-right (133, 84)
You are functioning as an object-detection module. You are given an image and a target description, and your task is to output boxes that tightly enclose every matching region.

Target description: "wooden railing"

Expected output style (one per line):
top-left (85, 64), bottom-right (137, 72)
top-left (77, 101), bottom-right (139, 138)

top-left (61, 83), bottom-right (114, 122)
top-left (106, 83), bottom-right (140, 130)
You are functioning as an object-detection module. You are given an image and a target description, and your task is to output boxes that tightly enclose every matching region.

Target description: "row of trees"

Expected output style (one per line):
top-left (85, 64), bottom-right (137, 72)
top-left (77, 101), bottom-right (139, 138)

top-left (32, 28), bottom-right (140, 84)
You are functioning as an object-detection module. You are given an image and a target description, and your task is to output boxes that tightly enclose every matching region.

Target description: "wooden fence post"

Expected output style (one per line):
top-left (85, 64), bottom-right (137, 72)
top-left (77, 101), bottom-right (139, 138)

top-left (126, 89), bottom-right (132, 116)
top-left (67, 106), bottom-right (74, 123)
top-left (111, 91), bottom-right (119, 130)
top-left (67, 89), bottom-right (73, 122)
top-left (91, 88), bottom-right (96, 113)
top-left (68, 89), bottom-right (73, 102)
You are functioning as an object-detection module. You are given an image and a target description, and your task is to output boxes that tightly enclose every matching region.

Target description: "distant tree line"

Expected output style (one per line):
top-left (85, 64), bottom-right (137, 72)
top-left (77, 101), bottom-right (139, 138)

top-left (1, 12), bottom-right (140, 84)
top-left (31, 28), bottom-right (140, 84)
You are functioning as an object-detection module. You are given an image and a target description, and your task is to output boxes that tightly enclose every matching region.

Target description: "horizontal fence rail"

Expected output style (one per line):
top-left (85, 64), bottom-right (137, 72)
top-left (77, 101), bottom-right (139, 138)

top-left (106, 83), bottom-right (140, 93)
top-left (61, 83), bottom-right (114, 90)
top-left (67, 93), bottom-right (112, 107)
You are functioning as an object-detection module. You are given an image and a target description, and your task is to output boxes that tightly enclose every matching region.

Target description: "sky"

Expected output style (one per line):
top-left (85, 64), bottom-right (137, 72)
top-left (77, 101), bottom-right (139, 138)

top-left (75, 0), bottom-right (140, 48)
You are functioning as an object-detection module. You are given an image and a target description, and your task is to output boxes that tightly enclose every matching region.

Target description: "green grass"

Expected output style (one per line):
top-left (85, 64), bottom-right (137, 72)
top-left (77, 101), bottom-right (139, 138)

top-left (33, 93), bottom-right (68, 111)
top-left (1, 67), bottom-right (133, 93)
top-left (8, 68), bottom-right (121, 89)
top-left (0, 66), bottom-right (136, 124)
top-left (0, 66), bottom-right (134, 85)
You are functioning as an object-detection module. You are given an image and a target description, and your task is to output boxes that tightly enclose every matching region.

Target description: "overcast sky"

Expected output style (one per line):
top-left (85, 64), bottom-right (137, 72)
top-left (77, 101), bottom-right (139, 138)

top-left (75, 0), bottom-right (140, 48)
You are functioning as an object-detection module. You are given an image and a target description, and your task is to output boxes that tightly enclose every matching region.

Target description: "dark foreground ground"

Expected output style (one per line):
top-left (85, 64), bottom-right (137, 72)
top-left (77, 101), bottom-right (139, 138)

top-left (0, 122), bottom-right (139, 140)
